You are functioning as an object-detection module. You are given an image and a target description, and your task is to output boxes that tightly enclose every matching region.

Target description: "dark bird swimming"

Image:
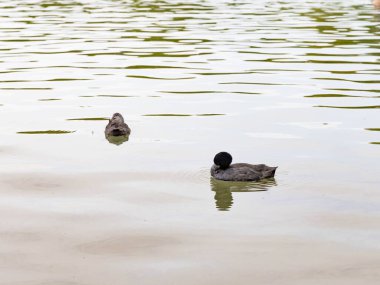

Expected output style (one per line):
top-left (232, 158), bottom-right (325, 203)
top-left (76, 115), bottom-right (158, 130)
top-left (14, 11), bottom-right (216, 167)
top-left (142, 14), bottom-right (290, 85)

top-left (105, 113), bottom-right (131, 137)
top-left (211, 152), bottom-right (277, 182)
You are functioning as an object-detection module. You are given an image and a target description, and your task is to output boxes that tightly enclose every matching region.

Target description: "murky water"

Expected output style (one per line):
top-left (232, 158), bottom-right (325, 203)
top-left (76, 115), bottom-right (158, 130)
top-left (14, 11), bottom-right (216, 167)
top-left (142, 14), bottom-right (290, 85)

top-left (1, 0), bottom-right (380, 284)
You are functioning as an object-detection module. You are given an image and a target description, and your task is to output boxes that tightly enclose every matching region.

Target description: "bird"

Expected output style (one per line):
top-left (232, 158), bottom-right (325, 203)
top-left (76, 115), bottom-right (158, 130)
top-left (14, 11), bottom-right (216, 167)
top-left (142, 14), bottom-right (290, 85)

top-left (105, 113), bottom-right (131, 137)
top-left (210, 152), bottom-right (277, 182)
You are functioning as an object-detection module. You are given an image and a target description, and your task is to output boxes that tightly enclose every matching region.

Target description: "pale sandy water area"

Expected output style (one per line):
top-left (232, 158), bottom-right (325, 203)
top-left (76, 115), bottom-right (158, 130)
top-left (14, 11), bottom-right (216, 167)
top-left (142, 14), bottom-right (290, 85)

top-left (0, 0), bottom-right (380, 284)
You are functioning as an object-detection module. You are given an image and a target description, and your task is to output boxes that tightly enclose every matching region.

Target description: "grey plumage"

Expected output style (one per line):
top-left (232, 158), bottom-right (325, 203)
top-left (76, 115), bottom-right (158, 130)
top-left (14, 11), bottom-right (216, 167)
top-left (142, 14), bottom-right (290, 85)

top-left (105, 113), bottom-right (131, 137)
top-left (211, 152), bottom-right (277, 182)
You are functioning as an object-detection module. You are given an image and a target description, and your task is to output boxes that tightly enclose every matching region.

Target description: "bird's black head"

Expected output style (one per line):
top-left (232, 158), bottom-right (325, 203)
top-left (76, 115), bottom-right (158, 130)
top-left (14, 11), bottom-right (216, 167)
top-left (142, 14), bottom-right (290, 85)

top-left (214, 152), bottom-right (233, 169)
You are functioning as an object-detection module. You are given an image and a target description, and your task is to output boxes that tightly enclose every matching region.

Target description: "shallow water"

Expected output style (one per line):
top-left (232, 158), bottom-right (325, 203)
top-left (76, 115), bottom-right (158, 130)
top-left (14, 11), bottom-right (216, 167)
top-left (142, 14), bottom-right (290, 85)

top-left (1, 0), bottom-right (380, 284)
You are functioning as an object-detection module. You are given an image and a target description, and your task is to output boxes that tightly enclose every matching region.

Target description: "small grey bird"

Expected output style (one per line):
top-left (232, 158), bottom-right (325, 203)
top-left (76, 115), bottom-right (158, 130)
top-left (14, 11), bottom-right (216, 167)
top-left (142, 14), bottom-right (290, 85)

top-left (105, 113), bottom-right (131, 137)
top-left (211, 152), bottom-right (277, 182)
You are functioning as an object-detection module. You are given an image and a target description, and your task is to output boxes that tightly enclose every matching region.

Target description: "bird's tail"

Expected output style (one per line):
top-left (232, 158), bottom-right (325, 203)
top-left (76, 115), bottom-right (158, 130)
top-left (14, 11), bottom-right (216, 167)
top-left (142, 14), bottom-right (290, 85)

top-left (262, 166), bottom-right (277, 178)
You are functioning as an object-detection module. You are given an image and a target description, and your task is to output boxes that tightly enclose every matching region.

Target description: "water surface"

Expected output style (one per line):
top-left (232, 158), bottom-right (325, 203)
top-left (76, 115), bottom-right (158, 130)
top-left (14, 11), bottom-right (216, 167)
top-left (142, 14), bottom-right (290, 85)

top-left (1, 0), bottom-right (380, 284)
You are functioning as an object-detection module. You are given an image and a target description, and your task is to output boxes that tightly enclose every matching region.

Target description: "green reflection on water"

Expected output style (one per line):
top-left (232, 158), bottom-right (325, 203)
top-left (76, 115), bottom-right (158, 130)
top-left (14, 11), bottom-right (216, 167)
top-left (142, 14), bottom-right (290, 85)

top-left (40, 1), bottom-right (83, 8)
top-left (0, 80), bottom-right (33, 83)
top-left (17, 130), bottom-right (75, 134)
top-left (326, 88), bottom-right (380, 94)
top-left (305, 94), bottom-right (359, 98)
top-left (46, 78), bottom-right (90, 81)
top-left (67, 117), bottom-right (108, 121)
top-left (197, 114), bottom-right (225, 116)
top-left (126, 65), bottom-right (185, 69)
top-left (316, 105), bottom-right (380, 109)
top-left (313, 78), bottom-right (380, 84)
top-left (220, 82), bottom-right (294, 86)
top-left (2, 39), bottom-right (42, 42)
top-left (127, 75), bottom-right (195, 80)
top-left (193, 72), bottom-right (252, 76)
top-left (160, 91), bottom-right (260, 95)
top-left (38, 98), bottom-right (62, 101)
top-left (0, 88), bottom-right (52, 90)
top-left (84, 51), bottom-right (212, 57)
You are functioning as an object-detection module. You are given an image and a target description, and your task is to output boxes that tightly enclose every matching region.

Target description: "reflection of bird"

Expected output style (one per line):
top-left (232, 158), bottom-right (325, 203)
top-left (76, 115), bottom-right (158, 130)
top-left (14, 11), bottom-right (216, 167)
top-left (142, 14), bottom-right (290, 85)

top-left (374, 0), bottom-right (380, 9)
top-left (210, 178), bottom-right (277, 211)
top-left (105, 113), bottom-right (130, 145)
top-left (210, 152), bottom-right (277, 182)
top-left (106, 134), bottom-right (129, 145)
top-left (210, 179), bottom-right (234, 211)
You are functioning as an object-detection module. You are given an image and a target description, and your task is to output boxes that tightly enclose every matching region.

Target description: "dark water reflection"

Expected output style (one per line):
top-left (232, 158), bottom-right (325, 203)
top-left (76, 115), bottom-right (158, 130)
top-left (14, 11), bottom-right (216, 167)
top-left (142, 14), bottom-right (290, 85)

top-left (210, 178), bottom-right (277, 211)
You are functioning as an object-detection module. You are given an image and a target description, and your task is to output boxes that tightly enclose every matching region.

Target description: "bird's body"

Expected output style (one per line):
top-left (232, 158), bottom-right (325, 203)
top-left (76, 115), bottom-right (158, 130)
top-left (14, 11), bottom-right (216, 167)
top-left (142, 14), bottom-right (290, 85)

top-left (105, 113), bottom-right (131, 137)
top-left (211, 152), bottom-right (277, 182)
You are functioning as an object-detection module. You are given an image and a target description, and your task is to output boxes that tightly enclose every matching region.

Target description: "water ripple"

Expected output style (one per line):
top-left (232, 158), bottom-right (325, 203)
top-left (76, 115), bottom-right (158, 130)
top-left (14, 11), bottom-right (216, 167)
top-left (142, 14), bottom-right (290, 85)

top-left (0, 0), bottom-right (379, 145)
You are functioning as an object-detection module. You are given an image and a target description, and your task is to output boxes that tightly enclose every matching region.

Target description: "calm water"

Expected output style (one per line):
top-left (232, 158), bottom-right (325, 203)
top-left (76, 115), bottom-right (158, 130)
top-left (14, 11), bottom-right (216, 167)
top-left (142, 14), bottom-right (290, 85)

top-left (1, 0), bottom-right (380, 284)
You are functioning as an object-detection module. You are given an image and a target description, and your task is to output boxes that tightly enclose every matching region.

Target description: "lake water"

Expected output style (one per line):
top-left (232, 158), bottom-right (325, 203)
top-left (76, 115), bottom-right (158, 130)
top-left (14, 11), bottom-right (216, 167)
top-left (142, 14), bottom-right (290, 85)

top-left (1, 0), bottom-right (380, 284)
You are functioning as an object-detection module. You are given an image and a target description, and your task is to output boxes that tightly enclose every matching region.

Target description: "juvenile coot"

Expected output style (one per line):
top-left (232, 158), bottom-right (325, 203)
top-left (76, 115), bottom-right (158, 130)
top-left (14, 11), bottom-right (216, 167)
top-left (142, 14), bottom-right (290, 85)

top-left (105, 113), bottom-right (131, 137)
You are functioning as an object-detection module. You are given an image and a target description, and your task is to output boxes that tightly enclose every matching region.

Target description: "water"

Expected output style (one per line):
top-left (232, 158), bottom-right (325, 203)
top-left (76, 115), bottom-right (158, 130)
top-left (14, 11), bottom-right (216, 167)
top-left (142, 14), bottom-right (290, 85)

top-left (1, 0), bottom-right (380, 284)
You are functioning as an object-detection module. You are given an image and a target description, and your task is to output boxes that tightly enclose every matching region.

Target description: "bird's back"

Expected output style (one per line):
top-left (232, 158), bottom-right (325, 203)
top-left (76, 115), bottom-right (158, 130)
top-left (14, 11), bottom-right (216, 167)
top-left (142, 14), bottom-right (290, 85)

top-left (105, 121), bottom-right (131, 136)
top-left (211, 163), bottom-right (277, 181)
